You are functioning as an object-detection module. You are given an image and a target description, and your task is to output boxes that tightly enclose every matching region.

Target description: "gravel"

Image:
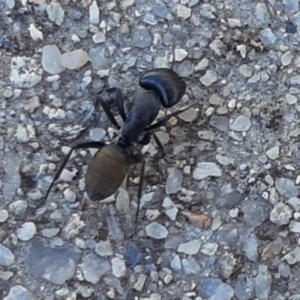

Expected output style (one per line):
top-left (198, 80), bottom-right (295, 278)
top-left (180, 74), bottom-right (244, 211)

top-left (2, 0), bottom-right (300, 299)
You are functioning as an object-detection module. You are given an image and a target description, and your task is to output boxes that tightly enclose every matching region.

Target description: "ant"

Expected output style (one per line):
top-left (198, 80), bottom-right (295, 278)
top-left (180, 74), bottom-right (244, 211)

top-left (36, 20), bottom-right (194, 230)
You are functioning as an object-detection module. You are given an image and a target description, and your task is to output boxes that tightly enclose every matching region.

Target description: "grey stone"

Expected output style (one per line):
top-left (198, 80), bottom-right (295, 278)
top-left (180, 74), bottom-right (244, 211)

top-left (281, 51), bottom-right (294, 66)
top-left (182, 258), bottom-right (201, 274)
top-left (81, 253), bottom-right (111, 284)
top-left (290, 75), bottom-right (300, 85)
top-left (143, 13), bottom-right (157, 25)
top-left (283, 0), bottom-right (299, 12)
top-left (106, 206), bottom-right (124, 243)
top-left (255, 3), bottom-right (270, 24)
top-left (276, 178), bottom-right (298, 198)
top-left (241, 201), bottom-right (268, 227)
top-left (25, 240), bottom-right (80, 285)
top-left (89, 0), bottom-right (100, 24)
top-left (260, 28), bottom-right (276, 45)
top-left (47, 2), bottom-right (64, 26)
top-left (3, 153), bottom-right (21, 202)
top-left (165, 168), bottom-right (183, 194)
top-left (216, 154), bottom-right (234, 166)
top-left (145, 222), bottom-right (168, 239)
top-left (170, 255), bottom-right (182, 270)
top-left (42, 45), bottom-right (65, 75)
top-left (152, 5), bottom-right (170, 19)
top-left (193, 162), bottom-right (222, 180)
top-left (261, 239), bottom-right (282, 260)
top-left (17, 222), bottom-right (36, 241)
top-left (42, 228), bottom-right (60, 238)
top-left (89, 47), bottom-right (108, 69)
top-left (200, 243), bottom-right (218, 256)
top-left (111, 257), bottom-right (126, 278)
top-left (200, 4), bottom-right (216, 19)
top-left (9, 200), bottom-right (27, 217)
top-left (210, 40), bottom-right (225, 56)
top-left (266, 146), bottom-right (279, 160)
top-left (4, 285), bottom-right (34, 300)
top-left (230, 115), bottom-right (251, 131)
top-left (198, 130), bottom-right (215, 141)
top-left (162, 197), bottom-right (178, 221)
top-left (5, 0), bottom-right (15, 9)
top-left (200, 70), bottom-right (218, 86)
top-left (278, 263), bottom-right (291, 278)
top-left (176, 60), bottom-right (193, 78)
top-left (0, 244), bottom-right (15, 266)
top-left (286, 94), bottom-right (297, 105)
top-left (287, 197), bottom-right (300, 211)
top-left (131, 27), bottom-right (152, 48)
top-left (235, 277), bottom-right (255, 300)
top-left (283, 247), bottom-right (300, 265)
top-left (92, 32), bottom-right (106, 44)
top-left (178, 107), bottom-right (199, 122)
top-left (289, 221), bottom-right (300, 233)
top-left (177, 4), bottom-right (191, 19)
top-left (239, 64), bottom-right (253, 78)
top-left (116, 188), bottom-right (130, 214)
top-left (243, 234), bottom-right (258, 262)
top-left (177, 240), bottom-right (201, 255)
top-left (255, 265), bottom-right (272, 299)
top-left (209, 116), bottom-right (230, 132)
top-left (95, 240), bottom-right (113, 257)
top-left (270, 202), bottom-right (293, 226)
top-left (200, 278), bottom-right (234, 300)
top-left (0, 210), bottom-right (8, 223)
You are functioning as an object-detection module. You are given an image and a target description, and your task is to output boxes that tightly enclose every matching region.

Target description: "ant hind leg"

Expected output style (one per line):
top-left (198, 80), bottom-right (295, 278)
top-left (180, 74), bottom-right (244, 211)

top-left (35, 141), bottom-right (106, 212)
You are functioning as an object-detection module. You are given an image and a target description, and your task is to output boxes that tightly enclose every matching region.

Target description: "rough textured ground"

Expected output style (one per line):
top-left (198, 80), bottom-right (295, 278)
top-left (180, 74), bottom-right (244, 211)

top-left (2, 0), bottom-right (300, 299)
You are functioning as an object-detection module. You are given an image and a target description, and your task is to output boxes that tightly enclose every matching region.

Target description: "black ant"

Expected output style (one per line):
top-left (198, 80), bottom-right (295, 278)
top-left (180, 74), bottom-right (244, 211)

top-left (36, 20), bottom-right (194, 230)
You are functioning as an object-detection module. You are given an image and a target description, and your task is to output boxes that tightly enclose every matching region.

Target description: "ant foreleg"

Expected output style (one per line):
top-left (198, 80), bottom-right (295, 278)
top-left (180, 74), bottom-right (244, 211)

top-left (145, 104), bottom-right (194, 132)
top-left (152, 133), bottom-right (165, 158)
top-left (115, 88), bottom-right (127, 122)
top-left (96, 96), bottom-right (121, 129)
top-left (105, 87), bottom-right (127, 122)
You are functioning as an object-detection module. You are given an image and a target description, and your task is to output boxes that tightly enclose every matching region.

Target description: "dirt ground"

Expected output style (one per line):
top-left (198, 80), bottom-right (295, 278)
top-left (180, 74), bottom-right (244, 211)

top-left (1, 0), bottom-right (300, 299)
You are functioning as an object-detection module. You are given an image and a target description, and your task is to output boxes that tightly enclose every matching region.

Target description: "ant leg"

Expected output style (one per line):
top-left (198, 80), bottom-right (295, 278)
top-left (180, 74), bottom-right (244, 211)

top-left (105, 87), bottom-right (127, 122)
top-left (135, 159), bottom-right (145, 235)
top-left (138, 132), bottom-right (165, 159)
top-left (139, 132), bottom-right (151, 145)
top-left (152, 133), bottom-right (165, 158)
top-left (35, 141), bottom-right (106, 211)
top-left (115, 88), bottom-right (127, 122)
top-left (96, 96), bottom-right (121, 129)
top-left (145, 104), bottom-right (194, 132)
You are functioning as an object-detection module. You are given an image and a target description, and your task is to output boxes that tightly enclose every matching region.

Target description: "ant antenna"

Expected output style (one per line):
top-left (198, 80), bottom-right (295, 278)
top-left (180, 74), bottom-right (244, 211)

top-left (170, 18), bottom-right (186, 71)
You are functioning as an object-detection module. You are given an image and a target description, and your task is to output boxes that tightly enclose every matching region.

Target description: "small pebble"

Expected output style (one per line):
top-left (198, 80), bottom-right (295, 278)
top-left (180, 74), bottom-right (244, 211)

top-left (178, 240), bottom-right (201, 255)
top-left (17, 222), bottom-right (36, 241)
top-left (89, 0), bottom-right (100, 24)
top-left (177, 4), bottom-right (191, 19)
top-left (270, 202), bottom-right (292, 226)
top-left (111, 257), bottom-right (126, 278)
top-left (0, 210), bottom-right (9, 222)
top-left (61, 49), bottom-right (89, 70)
top-left (193, 162), bottom-right (222, 180)
top-left (145, 222), bottom-right (169, 239)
